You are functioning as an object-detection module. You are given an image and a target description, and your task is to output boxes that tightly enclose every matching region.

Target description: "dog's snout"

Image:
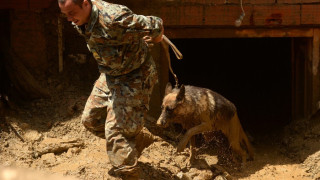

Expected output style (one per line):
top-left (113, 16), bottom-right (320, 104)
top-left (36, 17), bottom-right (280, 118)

top-left (156, 118), bottom-right (166, 127)
top-left (156, 119), bottom-right (162, 126)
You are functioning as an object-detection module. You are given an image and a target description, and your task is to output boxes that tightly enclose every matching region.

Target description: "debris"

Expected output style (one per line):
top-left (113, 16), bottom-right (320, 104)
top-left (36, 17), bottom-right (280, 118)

top-left (176, 168), bottom-right (214, 180)
top-left (5, 119), bottom-right (25, 143)
top-left (177, 171), bottom-right (192, 180)
top-left (302, 151), bottom-right (320, 179)
top-left (24, 130), bottom-right (42, 142)
top-left (40, 153), bottom-right (56, 166)
top-left (36, 138), bottom-right (84, 156)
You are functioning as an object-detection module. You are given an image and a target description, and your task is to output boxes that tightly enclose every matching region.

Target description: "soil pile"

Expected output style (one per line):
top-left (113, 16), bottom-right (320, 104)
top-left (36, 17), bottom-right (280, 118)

top-left (1, 65), bottom-right (320, 180)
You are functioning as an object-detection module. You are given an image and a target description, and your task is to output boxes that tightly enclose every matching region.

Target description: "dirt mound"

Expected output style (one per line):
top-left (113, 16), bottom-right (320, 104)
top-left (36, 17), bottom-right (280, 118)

top-left (1, 64), bottom-right (320, 180)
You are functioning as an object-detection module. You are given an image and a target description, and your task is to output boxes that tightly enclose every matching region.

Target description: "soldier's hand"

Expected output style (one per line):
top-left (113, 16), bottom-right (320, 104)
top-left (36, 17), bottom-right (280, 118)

top-left (143, 36), bottom-right (155, 48)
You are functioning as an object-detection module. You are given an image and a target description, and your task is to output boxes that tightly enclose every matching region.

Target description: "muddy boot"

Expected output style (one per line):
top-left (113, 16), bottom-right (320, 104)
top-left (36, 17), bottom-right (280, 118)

top-left (110, 166), bottom-right (141, 180)
top-left (120, 170), bottom-right (141, 180)
top-left (135, 127), bottom-right (161, 155)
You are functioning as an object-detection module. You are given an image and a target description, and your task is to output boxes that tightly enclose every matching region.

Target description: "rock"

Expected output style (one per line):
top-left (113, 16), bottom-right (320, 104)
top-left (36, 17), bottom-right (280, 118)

top-left (66, 147), bottom-right (81, 157)
top-left (177, 169), bottom-right (214, 180)
top-left (214, 175), bottom-right (228, 180)
top-left (177, 171), bottom-right (192, 180)
top-left (174, 155), bottom-right (189, 168)
top-left (41, 153), bottom-right (56, 166)
top-left (24, 130), bottom-right (42, 142)
top-left (188, 168), bottom-right (213, 180)
top-left (302, 151), bottom-right (320, 179)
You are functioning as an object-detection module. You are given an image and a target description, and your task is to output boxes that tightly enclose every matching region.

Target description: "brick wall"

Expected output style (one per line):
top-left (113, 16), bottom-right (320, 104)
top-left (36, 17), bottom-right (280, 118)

top-left (2, 0), bottom-right (320, 27)
top-left (2, 0), bottom-right (319, 75)
top-left (2, 0), bottom-right (320, 76)
top-left (111, 0), bottom-right (320, 27)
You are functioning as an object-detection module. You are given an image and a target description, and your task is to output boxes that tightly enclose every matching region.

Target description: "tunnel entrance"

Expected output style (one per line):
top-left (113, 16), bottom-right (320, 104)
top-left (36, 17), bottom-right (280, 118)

top-left (0, 10), bottom-right (11, 101)
top-left (168, 38), bottom-right (292, 135)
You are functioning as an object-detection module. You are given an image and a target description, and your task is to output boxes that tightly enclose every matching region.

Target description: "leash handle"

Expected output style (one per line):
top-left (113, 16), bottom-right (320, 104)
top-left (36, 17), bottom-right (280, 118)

top-left (163, 35), bottom-right (183, 60)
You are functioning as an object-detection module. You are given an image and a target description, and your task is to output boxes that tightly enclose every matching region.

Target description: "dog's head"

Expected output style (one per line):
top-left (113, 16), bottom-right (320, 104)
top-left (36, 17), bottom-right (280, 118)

top-left (156, 83), bottom-right (185, 128)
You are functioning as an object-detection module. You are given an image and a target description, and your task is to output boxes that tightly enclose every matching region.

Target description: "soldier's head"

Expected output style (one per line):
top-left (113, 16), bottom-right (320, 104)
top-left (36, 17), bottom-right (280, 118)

top-left (58, 0), bottom-right (92, 26)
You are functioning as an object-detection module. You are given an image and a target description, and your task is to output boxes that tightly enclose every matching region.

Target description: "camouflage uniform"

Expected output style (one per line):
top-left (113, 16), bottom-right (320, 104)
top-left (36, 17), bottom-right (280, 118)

top-left (74, 0), bottom-right (163, 174)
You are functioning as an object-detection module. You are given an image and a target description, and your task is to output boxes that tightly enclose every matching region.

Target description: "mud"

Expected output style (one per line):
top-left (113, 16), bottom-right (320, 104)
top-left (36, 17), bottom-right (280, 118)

top-left (0, 56), bottom-right (319, 180)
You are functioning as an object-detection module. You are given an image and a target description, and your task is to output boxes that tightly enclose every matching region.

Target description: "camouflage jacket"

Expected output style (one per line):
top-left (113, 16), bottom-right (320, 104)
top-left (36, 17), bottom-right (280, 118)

top-left (74, 0), bottom-right (163, 76)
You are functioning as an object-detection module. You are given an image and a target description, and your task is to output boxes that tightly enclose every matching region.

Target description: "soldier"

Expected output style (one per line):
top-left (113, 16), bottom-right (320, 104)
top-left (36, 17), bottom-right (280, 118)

top-left (58, 0), bottom-right (164, 179)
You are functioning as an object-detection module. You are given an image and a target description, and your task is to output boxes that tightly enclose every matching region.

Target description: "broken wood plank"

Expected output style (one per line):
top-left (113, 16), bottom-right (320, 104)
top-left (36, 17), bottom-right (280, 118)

top-left (36, 138), bottom-right (84, 156)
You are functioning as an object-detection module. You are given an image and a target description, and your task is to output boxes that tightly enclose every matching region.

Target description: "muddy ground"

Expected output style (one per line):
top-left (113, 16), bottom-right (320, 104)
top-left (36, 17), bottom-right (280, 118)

top-left (1, 58), bottom-right (320, 180)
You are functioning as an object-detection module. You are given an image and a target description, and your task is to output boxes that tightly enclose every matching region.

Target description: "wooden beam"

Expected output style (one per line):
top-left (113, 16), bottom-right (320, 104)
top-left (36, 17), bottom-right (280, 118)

top-left (58, 15), bottom-right (63, 73)
top-left (165, 27), bottom-right (314, 38)
top-left (292, 38), bottom-right (310, 119)
top-left (313, 29), bottom-right (319, 76)
top-left (306, 38), bottom-right (313, 118)
top-left (312, 28), bottom-right (320, 113)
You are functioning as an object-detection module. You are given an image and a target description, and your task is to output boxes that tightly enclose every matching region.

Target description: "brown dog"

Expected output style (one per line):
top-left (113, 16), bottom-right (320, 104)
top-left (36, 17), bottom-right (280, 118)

top-left (156, 83), bottom-right (254, 163)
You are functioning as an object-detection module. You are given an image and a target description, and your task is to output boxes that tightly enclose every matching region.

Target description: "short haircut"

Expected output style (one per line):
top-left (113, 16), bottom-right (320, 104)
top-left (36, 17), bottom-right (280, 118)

top-left (58, 0), bottom-right (92, 7)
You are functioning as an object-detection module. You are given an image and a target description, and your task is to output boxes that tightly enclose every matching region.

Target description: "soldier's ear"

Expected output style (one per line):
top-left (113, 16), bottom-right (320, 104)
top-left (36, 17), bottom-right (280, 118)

top-left (165, 82), bottom-right (172, 95)
top-left (83, 0), bottom-right (90, 7)
top-left (176, 84), bottom-right (185, 102)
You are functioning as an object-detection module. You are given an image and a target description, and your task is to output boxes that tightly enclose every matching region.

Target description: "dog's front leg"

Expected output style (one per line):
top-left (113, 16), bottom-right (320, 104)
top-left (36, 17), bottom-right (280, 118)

top-left (185, 136), bottom-right (196, 168)
top-left (189, 136), bottom-right (196, 162)
top-left (177, 122), bottom-right (211, 152)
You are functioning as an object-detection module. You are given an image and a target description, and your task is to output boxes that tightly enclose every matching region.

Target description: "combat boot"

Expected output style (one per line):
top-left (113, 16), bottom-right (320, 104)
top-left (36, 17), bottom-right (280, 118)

top-left (110, 165), bottom-right (141, 180)
top-left (120, 170), bottom-right (141, 180)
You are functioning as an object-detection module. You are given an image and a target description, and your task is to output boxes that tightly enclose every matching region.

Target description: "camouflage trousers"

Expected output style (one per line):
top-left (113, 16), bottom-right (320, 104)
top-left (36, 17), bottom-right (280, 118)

top-left (81, 57), bottom-right (158, 171)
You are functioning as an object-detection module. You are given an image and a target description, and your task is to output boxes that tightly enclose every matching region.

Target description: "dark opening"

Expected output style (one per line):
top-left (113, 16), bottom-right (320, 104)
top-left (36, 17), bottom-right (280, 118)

top-left (0, 10), bottom-right (11, 100)
top-left (169, 38), bottom-right (292, 135)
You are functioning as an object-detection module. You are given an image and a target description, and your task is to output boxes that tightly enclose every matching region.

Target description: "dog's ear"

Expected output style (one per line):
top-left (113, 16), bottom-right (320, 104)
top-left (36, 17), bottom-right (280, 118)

top-left (176, 84), bottom-right (185, 102)
top-left (165, 82), bottom-right (172, 95)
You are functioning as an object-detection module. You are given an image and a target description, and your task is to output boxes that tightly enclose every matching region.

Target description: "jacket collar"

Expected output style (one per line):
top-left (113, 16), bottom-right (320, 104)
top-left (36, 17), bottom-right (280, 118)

top-left (85, 3), bottom-right (99, 33)
top-left (73, 3), bottom-right (98, 35)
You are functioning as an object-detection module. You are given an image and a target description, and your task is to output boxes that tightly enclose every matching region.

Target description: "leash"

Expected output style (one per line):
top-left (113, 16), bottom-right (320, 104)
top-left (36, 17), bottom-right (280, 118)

top-left (161, 35), bottom-right (183, 88)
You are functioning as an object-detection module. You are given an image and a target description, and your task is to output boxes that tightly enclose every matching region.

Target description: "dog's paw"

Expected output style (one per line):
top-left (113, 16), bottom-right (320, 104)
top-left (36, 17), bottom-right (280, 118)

top-left (176, 143), bottom-right (186, 152)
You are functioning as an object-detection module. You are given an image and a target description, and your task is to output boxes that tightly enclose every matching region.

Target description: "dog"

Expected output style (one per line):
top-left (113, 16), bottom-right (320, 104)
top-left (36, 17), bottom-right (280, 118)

top-left (156, 83), bottom-right (254, 163)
